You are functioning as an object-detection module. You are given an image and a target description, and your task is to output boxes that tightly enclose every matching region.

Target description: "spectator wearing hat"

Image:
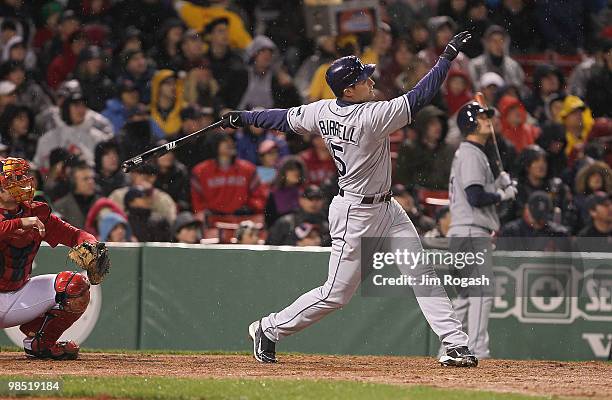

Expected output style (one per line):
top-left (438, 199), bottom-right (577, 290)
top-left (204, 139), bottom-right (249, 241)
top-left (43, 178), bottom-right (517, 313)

top-left (155, 145), bottom-right (191, 212)
top-left (173, 105), bottom-right (217, 170)
top-left (1, 35), bottom-right (36, 71)
top-left (234, 220), bottom-right (261, 245)
top-left (150, 69), bottom-right (185, 137)
top-left (298, 135), bottom-right (336, 187)
top-left (498, 191), bottom-right (570, 251)
top-left (237, 35), bottom-right (301, 110)
top-left (477, 72), bottom-right (504, 108)
top-left (98, 211), bottom-right (133, 242)
top-left (0, 104), bottom-right (36, 161)
top-left (102, 79), bottom-right (141, 134)
top-left (444, 69), bottom-right (473, 116)
top-left (536, 122), bottom-right (568, 180)
top-left (264, 157), bottom-right (306, 228)
top-left (109, 163), bottom-right (177, 225)
top-left (176, 29), bottom-right (207, 71)
top-left (172, 211), bottom-right (201, 244)
top-left (124, 185), bottom-right (172, 242)
top-left (148, 18), bottom-right (184, 71)
top-left (73, 45), bottom-right (114, 112)
top-left (468, 25), bottom-right (526, 98)
top-left (203, 17), bottom-right (248, 109)
top-left (558, 95), bottom-right (594, 165)
top-left (578, 192), bottom-right (612, 238)
top-left (40, 9), bottom-right (80, 68)
top-left (34, 91), bottom-right (113, 170)
top-left (0, 61), bottom-right (51, 115)
top-left (173, 0), bottom-right (252, 50)
top-left (396, 105), bottom-right (455, 190)
top-left (47, 29), bottom-right (87, 90)
top-left (392, 183), bottom-right (435, 235)
top-left (53, 161), bottom-right (100, 229)
top-left (266, 184), bottom-right (331, 247)
top-left (256, 139), bottom-right (279, 186)
top-left (191, 133), bottom-right (266, 218)
top-left (0, 79), bottom-right (17, 115)
top-left (585, 39), bottom-right (612, 118)
top-left (361, 22), bottom-right (393, 66)
top-left (525, 65), bottom-right (565, 125)
top-left (574, 161), bottom-right (612, 224)
top-left (497, 94), bottom-right (540, 152)
top-left (117, 49), bottom-right (154, 103)
top-left (33, 2), bottom-right (62, 51)
top-left (94, 140), bottom-right (127, 197)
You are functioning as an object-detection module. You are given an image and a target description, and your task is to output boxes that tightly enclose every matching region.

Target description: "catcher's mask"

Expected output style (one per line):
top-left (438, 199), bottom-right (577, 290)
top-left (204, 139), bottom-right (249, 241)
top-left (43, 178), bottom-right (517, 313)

top-left (0, 157), bottom-right (35, 204)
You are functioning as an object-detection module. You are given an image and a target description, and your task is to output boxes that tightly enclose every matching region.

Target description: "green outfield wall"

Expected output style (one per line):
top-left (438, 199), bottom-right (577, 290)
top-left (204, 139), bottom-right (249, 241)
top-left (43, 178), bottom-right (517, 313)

top-left (2, 244), bottom-right (611, 360)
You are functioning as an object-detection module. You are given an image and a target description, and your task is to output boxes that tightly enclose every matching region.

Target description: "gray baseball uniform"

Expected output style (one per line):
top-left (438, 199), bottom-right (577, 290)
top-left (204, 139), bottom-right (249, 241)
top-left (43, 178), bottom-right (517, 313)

top-left (447, 141), bottom-right (497, 358)
top-left (245, 57), bottom-right (470, 351)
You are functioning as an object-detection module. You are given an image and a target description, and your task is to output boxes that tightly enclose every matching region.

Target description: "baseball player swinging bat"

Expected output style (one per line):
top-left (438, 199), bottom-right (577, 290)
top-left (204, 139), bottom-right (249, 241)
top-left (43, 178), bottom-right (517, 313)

top-left (120, 119), bottom-right (226, 172)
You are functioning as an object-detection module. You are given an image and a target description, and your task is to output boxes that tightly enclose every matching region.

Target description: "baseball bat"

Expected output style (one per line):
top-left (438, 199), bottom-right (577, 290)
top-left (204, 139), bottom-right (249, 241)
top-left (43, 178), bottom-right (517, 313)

top-left (474, 92), bottom-right (505, 173)
top-left (121, 120), bottom-right (225, 173)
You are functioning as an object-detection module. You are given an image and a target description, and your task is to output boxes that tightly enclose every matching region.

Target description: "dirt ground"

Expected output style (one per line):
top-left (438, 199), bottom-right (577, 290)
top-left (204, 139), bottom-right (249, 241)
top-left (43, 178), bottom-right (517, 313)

top-left (1, 352), bottom-right (610, 399)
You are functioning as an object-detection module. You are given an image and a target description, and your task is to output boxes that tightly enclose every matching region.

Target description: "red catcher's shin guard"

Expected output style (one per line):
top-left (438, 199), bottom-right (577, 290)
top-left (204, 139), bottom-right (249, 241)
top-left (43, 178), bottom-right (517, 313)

top-left (19, 272), bottom-right (90, 359)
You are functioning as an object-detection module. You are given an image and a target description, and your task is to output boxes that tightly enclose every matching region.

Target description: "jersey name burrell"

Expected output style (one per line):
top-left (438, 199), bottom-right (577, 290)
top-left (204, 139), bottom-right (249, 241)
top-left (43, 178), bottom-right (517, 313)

top-left (287, 97), bottom-right (410, 195)
top-left (318, 120), bottom-right (359, 145)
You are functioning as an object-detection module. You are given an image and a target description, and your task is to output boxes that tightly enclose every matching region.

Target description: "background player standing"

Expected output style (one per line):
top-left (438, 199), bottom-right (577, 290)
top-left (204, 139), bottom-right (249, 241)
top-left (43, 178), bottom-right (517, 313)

top-left (221, 31), bottom-right (478, 367)
top-left (447, 102), bottom-right (517, 358)
top-left (0, 157), bottom-right (108, 359)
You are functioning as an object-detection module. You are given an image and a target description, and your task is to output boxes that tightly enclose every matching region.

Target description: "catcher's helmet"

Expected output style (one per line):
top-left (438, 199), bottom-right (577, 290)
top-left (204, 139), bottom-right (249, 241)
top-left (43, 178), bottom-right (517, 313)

top-left (456, 101), bottom-right (495, 136)
top-left (0, 157), bottom-right (35, 203)
top-left (325, 55), bottom-right (375, 97)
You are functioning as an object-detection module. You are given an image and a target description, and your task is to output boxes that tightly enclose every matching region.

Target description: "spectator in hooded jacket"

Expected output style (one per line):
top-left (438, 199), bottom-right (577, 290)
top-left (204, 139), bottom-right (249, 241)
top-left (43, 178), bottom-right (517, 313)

top-left (558, 95), bottom-right (594, 166)
top-left (98, 211), bottom-right (133, 242)
top-left (34, 91), bottom-right (113, 170)
top-left (150, 69), bottom-right (185, 137)
top-left (47, 29), bottom-right (87, 90)
top-left (574, 161), bottom-right (612, 223)
top-left (444, 69), bottom-right (472, 116)
top-left (117, 49), bottom-right (155, 104)
top-left (396, 105), bottom-right (455, 190)
top-left (497, 94), bottom-right (540, 152)
top-left (237, 35), bottom-right (301, 110)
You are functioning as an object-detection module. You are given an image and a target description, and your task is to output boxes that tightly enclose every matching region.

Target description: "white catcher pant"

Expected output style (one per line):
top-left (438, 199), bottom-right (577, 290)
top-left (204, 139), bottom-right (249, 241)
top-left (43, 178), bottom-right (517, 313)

top-left (261, 196), bottom-right (469, 350)
top-left (0, 274), bottom-right (57, 329)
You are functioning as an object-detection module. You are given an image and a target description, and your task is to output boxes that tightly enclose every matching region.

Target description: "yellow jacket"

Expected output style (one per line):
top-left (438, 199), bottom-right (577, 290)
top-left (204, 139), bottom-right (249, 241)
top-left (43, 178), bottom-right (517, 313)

top-left (308, 63), bottom-right (335, 101)
top-left (150, 69), bottom-right (185, 137)
top-left (175, 1), bottom-right (252, 49)
top-left (559, 95), bottom-right (594, 157)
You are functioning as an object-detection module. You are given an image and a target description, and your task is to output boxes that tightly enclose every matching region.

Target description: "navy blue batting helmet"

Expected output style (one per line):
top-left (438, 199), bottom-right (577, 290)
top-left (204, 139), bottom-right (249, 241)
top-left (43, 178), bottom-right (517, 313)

top-left (325, 56), bottom-right (375, 98)
top-left (456, 101), bottom-right (495, 136)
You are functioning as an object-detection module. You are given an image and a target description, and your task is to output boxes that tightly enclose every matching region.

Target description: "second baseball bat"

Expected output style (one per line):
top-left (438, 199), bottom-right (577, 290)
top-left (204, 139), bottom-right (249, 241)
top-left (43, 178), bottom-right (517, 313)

top-left (474, 92), bottom-right (505, 173)
top-left (121, 119), bottom-right (225, 173)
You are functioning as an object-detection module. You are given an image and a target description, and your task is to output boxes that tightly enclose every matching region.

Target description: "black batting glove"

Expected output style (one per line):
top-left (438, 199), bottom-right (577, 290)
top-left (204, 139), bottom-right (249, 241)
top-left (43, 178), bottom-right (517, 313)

top-left (440, 31), bottom-right (472, 61)
top-left (221, 111), bottom-right (244, 129)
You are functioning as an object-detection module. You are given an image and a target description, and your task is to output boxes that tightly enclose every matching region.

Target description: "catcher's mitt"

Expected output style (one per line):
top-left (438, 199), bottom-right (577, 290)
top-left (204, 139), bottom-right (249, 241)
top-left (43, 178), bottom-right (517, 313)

top-left (68, 242), bottom-right (110, 285)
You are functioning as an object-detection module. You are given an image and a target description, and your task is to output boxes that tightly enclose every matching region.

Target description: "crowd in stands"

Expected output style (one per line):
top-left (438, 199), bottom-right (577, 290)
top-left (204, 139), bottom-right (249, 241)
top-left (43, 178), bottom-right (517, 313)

top-left (0, 0), bottom-right (610, 246)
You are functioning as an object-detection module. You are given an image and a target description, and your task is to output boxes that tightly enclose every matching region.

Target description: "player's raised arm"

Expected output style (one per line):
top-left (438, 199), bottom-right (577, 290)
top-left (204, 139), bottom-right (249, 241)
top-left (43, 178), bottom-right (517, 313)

top-left (404, 31), bottom-right (472, 115)
top-left (220, 108), bottom-right (295, 134)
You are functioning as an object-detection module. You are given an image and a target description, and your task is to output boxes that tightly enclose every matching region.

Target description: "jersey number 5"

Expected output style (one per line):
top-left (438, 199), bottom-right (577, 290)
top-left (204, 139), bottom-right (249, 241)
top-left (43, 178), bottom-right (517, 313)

top-left (330, 143), bottom-right (346, 176)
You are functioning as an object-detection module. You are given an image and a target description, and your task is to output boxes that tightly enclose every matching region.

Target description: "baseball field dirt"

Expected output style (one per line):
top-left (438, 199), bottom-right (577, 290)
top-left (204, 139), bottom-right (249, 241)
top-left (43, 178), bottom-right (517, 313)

top-left (1, 352), bottom-right (611, 399)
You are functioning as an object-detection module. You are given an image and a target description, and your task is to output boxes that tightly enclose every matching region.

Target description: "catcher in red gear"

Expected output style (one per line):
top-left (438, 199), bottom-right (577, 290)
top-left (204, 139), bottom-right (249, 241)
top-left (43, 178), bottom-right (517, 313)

top-left (0, 157), bottom-right (106, 360)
